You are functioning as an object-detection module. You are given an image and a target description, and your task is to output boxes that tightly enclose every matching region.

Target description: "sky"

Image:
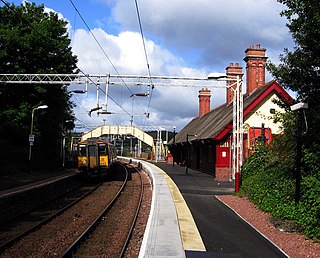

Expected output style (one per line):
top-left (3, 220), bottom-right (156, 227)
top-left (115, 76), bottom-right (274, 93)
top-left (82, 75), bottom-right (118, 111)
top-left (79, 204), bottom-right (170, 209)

top-left (4, 0), bottom-right (295, 132)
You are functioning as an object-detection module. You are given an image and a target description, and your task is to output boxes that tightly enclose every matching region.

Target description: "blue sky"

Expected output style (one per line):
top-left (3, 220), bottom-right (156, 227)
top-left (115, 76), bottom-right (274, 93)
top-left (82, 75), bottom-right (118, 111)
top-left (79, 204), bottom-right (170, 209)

top-left (3, 0), bottom-right (295, 131)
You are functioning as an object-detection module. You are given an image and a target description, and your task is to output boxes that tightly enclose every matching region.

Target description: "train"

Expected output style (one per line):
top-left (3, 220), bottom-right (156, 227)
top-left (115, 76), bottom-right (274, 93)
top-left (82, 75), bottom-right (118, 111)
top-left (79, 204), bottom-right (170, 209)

top-left (77, 138), bottom-right (117, 175)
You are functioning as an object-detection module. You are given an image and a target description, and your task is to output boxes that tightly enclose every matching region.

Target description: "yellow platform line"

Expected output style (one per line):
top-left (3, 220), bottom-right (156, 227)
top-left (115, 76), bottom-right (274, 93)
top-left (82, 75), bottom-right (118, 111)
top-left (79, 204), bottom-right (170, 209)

top-left (149, 163), bottom-right (206, 251)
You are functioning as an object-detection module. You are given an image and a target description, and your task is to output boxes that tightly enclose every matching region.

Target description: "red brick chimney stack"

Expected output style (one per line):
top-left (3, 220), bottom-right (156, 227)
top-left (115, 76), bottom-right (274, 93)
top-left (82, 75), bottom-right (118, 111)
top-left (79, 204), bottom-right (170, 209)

top-left (226, 62), bottom-right (243, 104)
top-left (244, 43), bottom-right (268, 95)
top-left (198, 88), bottom-right (211, 116)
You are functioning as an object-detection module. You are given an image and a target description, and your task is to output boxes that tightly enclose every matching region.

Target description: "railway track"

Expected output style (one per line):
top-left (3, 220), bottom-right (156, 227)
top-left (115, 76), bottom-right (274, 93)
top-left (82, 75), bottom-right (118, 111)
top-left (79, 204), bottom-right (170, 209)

top-left (63, 163), bottom-right (144, 257)
top-left (0, 161), bottom-right (147, 257)
top-left (0, 181), bottom-right (102, 252)
top-left (0, 179), bottom-right (97, 248)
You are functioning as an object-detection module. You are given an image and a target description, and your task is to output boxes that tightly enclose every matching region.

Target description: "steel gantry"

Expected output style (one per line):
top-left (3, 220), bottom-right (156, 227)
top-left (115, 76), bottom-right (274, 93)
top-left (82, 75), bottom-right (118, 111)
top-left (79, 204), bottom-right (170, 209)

top-left (0, 73), bottom-right (243, 191)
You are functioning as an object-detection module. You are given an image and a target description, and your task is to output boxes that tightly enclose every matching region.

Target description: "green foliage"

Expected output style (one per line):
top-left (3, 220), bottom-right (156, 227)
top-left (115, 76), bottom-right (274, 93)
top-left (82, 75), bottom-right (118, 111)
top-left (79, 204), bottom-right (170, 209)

top-left (269, 0), bottom-right (320, 102)
top-left (241, 136), bottom-right (320, 240)
top-left (297, 176), bottom-right (320, 240)
top-left (241, 106), bottom-right (319, 239)
top-left (0, 2), bottom-right (78, 172)
top-left (268, 0), bottom-right (320, 149)
top-left (256, 0), bottom-right (320, 239)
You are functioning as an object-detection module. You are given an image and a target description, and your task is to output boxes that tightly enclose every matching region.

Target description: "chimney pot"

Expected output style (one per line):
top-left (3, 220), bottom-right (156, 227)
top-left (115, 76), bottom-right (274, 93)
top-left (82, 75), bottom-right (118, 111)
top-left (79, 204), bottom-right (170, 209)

top-left (198, 88), bottom-right (211, 116)
top-left (226, 62), bottom-right (243, 104)
top-left (244, 44), bottom-right (267, 95)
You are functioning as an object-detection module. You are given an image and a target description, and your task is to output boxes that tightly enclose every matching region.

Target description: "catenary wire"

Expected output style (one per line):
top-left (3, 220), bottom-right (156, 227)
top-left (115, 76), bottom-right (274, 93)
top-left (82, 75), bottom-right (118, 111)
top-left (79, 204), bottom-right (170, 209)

top-left (134, 0), bottom-right (155, 124)
top-left (68, 0), bottom-right (146, 116)
top-left (0, 0), bottom-right (133, 119)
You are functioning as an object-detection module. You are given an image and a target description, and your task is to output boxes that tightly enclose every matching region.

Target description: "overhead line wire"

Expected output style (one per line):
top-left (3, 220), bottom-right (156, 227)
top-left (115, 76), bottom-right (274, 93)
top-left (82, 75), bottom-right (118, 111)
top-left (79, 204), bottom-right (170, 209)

top-left (72, 94), bottom-right (100, 127)
top-left (134, 0), bottom-right (155, 125)
top-left (68, 0), bottom-right (146, 115)
top-left (1, 0), bottom-right (133, 120)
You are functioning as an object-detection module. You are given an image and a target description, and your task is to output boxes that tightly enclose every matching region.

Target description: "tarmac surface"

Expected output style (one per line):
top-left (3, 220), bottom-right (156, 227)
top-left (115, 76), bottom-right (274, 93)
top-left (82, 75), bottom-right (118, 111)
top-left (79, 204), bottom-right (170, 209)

top-left (155, 162), bottom-right (287, 258)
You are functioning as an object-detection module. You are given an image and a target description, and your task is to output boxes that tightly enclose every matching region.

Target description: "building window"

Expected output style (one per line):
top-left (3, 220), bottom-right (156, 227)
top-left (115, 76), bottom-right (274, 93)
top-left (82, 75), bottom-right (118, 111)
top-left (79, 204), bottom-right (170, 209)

top-left (219, 141), bottom-right (229, 147)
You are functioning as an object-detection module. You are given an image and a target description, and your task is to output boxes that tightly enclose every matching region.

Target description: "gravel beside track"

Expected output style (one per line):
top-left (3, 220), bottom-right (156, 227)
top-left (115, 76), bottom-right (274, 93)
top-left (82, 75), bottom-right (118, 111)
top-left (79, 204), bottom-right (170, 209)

top-left (217, 195), bottom-right (320, 258)
top-left (1, 179), bottom-right (125, 256)
top-left (71, 165), bottom-right (143, 257)
top-left (0, 163), bottom-right (152, 257)
top-left (0, 183), bottom-right (99, 248)
top-left (124, 169), bottom-right (152, 257)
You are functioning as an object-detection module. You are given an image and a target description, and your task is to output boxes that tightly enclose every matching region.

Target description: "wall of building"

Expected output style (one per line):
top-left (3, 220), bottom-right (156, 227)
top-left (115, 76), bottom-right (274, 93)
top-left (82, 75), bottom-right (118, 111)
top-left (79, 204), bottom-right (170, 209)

top-left (186, 141), bottom-right (215, 174)
top-left (244, 93), bottom-right (284, 134)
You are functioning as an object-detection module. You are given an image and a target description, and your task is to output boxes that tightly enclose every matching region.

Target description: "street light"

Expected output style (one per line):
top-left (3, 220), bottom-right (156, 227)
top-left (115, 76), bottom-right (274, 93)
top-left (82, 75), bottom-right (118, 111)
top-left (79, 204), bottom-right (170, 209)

top-left (173, 125), bottom-right (176, 167)
top-left (290, 102), bottom-right (308, 203)
top-left (185, 134), bottom-right (197, 175)
top-left (29, 105), bottom-right (48, 162)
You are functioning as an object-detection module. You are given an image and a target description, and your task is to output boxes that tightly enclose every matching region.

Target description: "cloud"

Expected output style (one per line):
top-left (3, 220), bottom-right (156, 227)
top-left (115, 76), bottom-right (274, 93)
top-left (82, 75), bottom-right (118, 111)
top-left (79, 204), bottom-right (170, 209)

top-left (110, 0), bottom-right (293, 68)
top-left (48, 0), bottom-right (294, 132)
top-left (70, 28), bottom-right (214, 130)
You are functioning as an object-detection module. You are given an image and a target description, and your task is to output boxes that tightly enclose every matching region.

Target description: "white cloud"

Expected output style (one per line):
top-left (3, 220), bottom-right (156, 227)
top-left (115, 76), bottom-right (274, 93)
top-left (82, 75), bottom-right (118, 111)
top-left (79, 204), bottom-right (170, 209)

top-left (46, 0), bottom-right (294, 132)
top-left (70, 27), bottom-right (214, 131)
top-left (110, 0), bottom-right (293, 67)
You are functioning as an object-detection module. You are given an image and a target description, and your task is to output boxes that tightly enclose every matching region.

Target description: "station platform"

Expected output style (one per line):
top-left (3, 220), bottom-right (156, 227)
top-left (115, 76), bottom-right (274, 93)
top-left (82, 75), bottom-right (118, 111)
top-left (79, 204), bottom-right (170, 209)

top-left (0, 169), bottom-right (76, 195)
top-left (129, 159), bottom-right (288, 258)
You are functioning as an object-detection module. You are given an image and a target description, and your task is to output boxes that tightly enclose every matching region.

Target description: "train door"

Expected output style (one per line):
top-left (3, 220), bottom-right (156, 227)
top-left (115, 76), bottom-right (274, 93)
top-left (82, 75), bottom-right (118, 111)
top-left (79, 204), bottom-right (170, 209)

top-left (88, 144), bottom-right (98, 169)
top-left (98, 143), bottom-right (108, 168)
top-left (77, 144), bottom-right (87, 171)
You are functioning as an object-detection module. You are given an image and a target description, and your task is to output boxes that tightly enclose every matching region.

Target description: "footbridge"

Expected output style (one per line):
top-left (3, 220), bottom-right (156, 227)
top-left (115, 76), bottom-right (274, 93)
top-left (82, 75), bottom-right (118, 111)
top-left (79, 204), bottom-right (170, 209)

top-left (81, 125), bottom-right (164, 160)
top-left (82, 125), bottom-right (152, 146)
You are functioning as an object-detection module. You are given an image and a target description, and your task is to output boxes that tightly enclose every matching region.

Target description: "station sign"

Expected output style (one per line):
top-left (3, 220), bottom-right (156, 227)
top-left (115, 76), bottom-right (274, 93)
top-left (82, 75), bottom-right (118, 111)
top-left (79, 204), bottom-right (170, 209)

top-left (29, 134), bottom-right (35, 143)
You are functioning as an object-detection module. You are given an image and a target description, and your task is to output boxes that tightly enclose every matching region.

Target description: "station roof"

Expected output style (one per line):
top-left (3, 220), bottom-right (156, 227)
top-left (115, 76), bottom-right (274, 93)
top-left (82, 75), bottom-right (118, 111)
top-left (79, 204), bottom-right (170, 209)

top-left (171, 80), bottom-right (293, 144)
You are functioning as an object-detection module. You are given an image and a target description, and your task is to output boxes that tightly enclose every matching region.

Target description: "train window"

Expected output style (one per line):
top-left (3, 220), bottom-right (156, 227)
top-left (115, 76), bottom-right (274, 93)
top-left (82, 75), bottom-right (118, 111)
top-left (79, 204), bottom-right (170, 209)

top-left (78, 144), bottom-right (86, 156)
top-left (88, 145), bottom-right (96, 157)
top-left (99, 144), bottom-right (108, 156)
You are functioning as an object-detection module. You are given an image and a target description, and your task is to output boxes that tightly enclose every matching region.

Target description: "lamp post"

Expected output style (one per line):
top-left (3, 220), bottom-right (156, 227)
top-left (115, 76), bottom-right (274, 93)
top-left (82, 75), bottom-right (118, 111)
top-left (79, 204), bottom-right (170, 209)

top-left (29, 105), bottom-right (48, 162)
top-left (173, 125), bottom-right (176, 167)
top-left (185, 134), bottom-right (196, 175)
top-left (290, 102), bottom-right (308, 203)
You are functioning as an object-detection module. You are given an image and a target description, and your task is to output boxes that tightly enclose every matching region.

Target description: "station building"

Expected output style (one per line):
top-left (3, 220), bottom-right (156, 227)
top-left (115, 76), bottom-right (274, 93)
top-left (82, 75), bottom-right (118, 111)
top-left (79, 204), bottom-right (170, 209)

top-left (170, 44), bottom-right (293, 181)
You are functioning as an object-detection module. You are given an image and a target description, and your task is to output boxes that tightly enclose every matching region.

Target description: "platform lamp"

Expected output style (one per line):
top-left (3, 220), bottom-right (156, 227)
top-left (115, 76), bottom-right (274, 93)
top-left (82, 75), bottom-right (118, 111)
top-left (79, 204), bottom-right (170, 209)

top-left (29, 105), bottom-right (48, 162)
top-left (173, 125), bottom-right (176, 167)
top-left (290, 102), bottom-right (308, 203)
top-left (185, 134), bottom-right (197, 175)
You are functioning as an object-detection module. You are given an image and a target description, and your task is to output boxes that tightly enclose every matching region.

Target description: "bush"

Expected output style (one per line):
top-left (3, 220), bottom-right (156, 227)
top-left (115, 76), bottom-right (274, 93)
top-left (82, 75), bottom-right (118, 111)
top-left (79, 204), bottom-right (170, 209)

top-left (297, 176), bottom-right (320, 240)
top-left (241, 141), bottom-right (320, 240)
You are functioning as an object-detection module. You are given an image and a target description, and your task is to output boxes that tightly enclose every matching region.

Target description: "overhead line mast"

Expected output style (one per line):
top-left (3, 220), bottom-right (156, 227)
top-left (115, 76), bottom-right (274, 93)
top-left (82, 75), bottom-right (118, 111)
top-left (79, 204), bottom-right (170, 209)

top-left (0, 73), bottom-right (243, 191)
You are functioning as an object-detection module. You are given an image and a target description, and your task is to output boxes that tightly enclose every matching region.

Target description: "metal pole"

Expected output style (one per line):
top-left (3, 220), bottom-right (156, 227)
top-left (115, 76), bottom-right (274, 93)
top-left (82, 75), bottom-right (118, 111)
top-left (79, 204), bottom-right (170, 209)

top-left (235, 75), bottom-right (242, 193)
top-left (173, 126), bottom-right (176, 166)
top-left (96, 77), bottom-right (100, 109)
top-left (28, 108), bottom-right (36, 161)
top-left (185, 134), bottom-right (189, 175)
top-left (295, 110), bottom-right (302, 203)
top-left (105, 73), bottom-right (110, 110)
top-left (62, 137), bottom-right (66, 168)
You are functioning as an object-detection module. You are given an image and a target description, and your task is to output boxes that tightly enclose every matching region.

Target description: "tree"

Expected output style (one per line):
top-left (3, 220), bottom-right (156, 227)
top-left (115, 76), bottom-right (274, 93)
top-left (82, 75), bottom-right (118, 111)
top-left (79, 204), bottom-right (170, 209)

top-left (268, 0), bottom-right (320, 148)
top-left (0, 2), bottom-right (78, 172)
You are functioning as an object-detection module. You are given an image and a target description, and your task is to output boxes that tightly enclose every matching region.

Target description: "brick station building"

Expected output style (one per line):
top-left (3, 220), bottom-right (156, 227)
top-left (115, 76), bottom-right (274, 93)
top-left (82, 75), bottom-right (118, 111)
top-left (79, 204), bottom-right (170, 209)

top-left (170, 44), bottom-right (293, 181)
